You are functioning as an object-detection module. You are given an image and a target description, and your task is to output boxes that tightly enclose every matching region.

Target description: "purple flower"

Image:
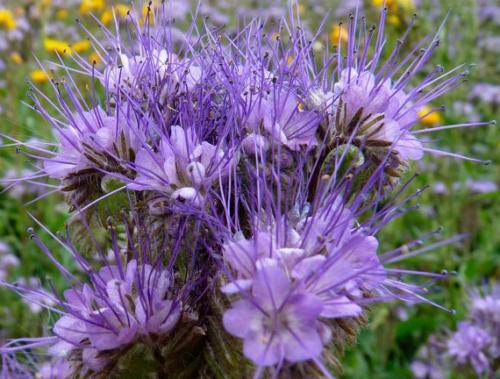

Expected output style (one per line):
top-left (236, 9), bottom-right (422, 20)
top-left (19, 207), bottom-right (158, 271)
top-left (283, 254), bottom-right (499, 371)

top-left (220, 198), bottom-right (361, 295)
top-left (469, 83), bottom-right (500, 107)
top-left (42, 105), bottom-right (143, 179)
top-left (220, 196), bottom-right (398, 367)
top-left (471, 286), bottom-right (500, 325)
top-left (446, 322), bottom-right (491, 376)
top-left (464, 179), bottom-right (497, 194)
top-left (0, 352), bottom-right (71, 379)
top-left (1, 3), bottom-right (489, 377)
top-left (333, 68), bottom-right (424, 162)
top-left (223, 260), bottom-right (324, 366)
top-left (1, 221), bottom-right (184, 376)
top-left (312, 10), bottom-right (493, 170)
top-left (411, 335), bottom-right (447, 379)
top-left (102, 49), bottom-right (201, 99)
top-left (469, 285), bottom-right (500, 357)
top-left (129, 125), bottom-right (231, 203)
top-left (411, 358), bottom-right (445, 379)
top-left (243, 90), bottom-right (321, 151)
top-left (37, 359), bottom-right (72, 379)
top-left (50, 259), bottom-right (181, 358)
top-left (0, 352), bottom-right (33, 379)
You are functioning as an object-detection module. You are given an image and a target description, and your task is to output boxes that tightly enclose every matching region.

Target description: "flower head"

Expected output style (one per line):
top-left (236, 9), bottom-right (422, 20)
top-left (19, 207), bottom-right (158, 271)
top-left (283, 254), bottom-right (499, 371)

top-left (42, 105), bottom-right (143, 180)
top-left (1, 3), bottom-right (491, 377)
top-left (333, 67), bottom-right (424, 162)
top-left (129, 125), bottom-right (231, 204)
top-left (1, 220), bottom-right (184, 377)
top-left (243, 89), bottom-right (321, 151)
top-left (50, 258), bottom-right (181, 358)
top-left (223, 260), bottom-right (324, 366)
top-left (446, 322), bottom-right (491, 376)
top-left (469, 284), bottom-right (500, 357)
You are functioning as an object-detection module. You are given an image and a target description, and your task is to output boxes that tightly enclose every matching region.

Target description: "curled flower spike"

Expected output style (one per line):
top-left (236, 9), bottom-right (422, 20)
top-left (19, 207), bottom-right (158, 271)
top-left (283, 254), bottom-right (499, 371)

top-left (217, 128), bottom-right (455, 373)
top-left (0, 218), bottom-right (187, 377)
top-left (50, 259), bottom-right (181, 358)
top-left (333, 67), bottom-right (424, 162)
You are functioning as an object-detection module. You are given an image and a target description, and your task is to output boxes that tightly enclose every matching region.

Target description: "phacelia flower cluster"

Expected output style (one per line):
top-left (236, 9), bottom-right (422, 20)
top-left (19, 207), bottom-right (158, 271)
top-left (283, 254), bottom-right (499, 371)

top-left (412, 284), bottom-right (500, 378)
top-left (221, 201), bottom-right (383, 367)
top-left (0, 2), bottom-right (493, 378)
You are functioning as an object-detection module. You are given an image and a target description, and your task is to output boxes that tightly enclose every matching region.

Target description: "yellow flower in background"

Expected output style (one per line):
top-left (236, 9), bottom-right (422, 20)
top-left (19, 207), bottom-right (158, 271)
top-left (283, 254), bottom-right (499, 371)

top-left (44, 38), bottom-right (72, 55)
top-left (73, 40), bottom-right (91, 53)
top-left (141, 0), bottom-right (169, 25)
top-left (371, 0), bottom-right (414, 27)
top-left (88, 52), bottom-right (101, 64)
top-left (141, 2), bottom-right (155, 25)
top-left (79, 0), bottom-right (105, 14)
top-left (10, 52), bottom-right (23, 64)
top-left (387, 15), bottom-right (401, 26)
top-left (0, 9), bottom-right (16, 30)
top-left (40, 0), bottom-right (52, 8)
top-left (372, 0), bottom-right (414, 12)
top-left (56, 9), bottom-right (69, 19)
top-left (44, 38), bottom-right (92, 55)
top-left (372, 0), bottom-right (393, 7)
top-left (418, 105), bottom-right (443, 126)
top-left (30, 69), bottom-right (50, 83)
top-left (396, 0), bottom-right (415, 11)
top-left (101, 4), bottom-right (130, 25)
top-left (330, 25), bottom-right (348, 45)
